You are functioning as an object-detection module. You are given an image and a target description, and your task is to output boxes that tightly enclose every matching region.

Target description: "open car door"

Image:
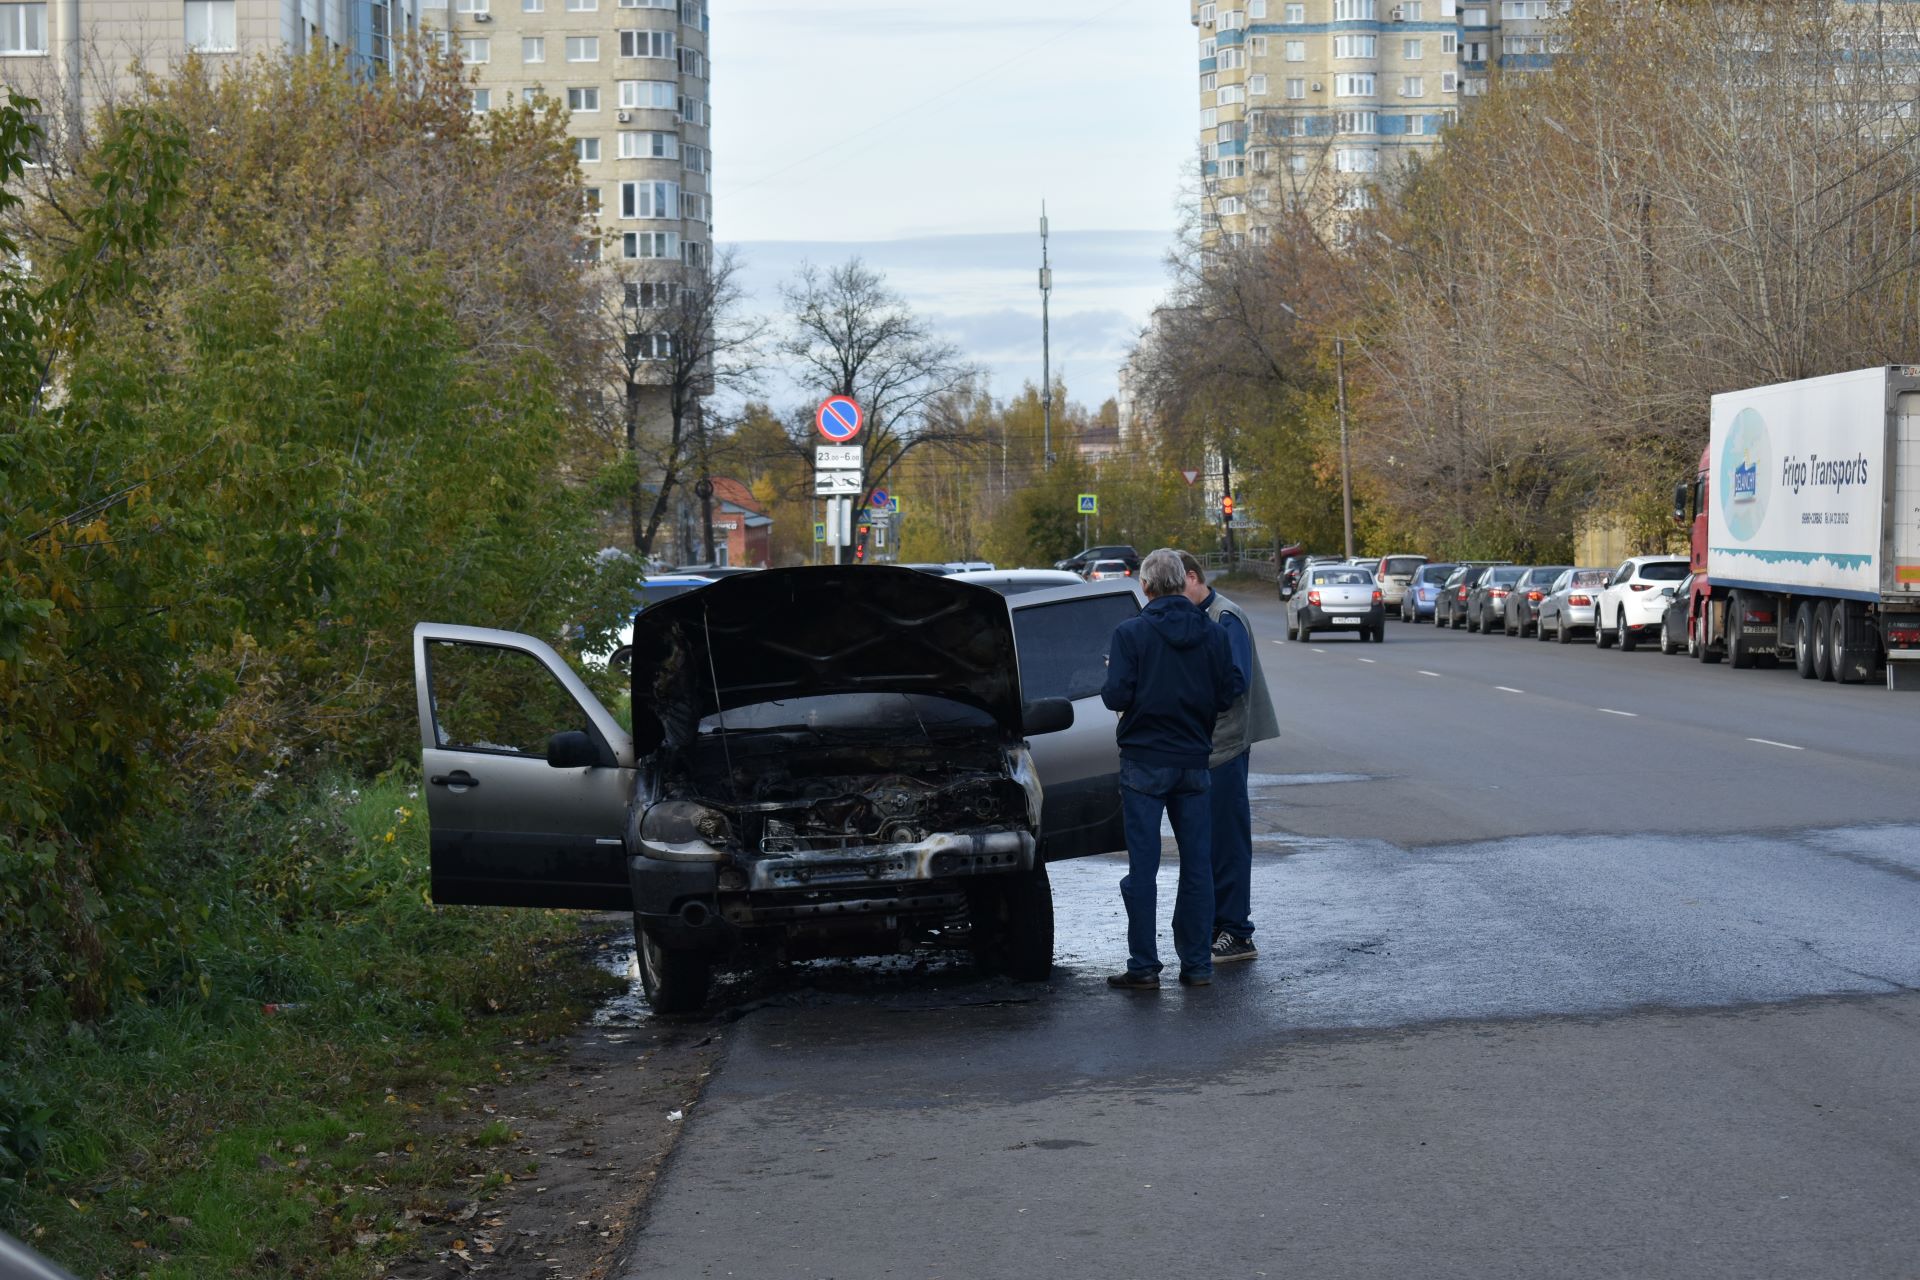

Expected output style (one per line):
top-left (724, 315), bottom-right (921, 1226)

top-left (414, 623), bottom-right (638, 908)
top-left (1007, 582), bottom-right (1142, 860)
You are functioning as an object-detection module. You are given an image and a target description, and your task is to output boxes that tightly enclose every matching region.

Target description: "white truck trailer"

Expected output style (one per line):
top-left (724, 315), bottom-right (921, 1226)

top-left (1676, 366), bottom-right (1920, 688)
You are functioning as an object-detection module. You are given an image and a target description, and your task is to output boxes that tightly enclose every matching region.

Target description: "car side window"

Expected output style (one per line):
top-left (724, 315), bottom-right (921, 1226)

top-left (1012, 594), bottom-right (1142, 703)
top-left (427, 641), bottom-right (587, 756)
top-left (1611, 563), bottom-right (1632, 587)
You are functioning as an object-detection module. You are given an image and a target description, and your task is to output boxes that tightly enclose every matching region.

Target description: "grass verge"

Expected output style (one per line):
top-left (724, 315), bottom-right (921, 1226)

top-left (0, 767), bottom-right (623, 1279)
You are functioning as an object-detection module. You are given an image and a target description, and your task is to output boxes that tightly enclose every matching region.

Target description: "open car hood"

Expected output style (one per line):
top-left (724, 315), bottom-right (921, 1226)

top-left (628, 565), bottom-right (1024, 739)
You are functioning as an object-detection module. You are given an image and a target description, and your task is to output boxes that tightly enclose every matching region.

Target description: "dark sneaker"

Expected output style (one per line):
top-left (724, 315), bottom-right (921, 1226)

top-left (1210, 932), bottom-right (1257, 964)
top-left (1106, 970), bottom-right (1161, 990)
top-left (1178, 970), bottom-right (1212, 986)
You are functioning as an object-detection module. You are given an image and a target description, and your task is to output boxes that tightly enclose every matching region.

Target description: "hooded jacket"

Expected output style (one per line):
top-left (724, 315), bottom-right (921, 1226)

top-left (1100, 594), bottom-right (1245, 769)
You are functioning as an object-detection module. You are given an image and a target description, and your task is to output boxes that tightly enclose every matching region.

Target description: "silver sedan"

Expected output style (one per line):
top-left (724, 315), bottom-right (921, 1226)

top-left (1535, 568), bottom-right (1612, 643)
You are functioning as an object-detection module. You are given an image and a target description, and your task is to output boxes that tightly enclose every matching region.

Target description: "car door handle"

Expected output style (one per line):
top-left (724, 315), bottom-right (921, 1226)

top-left (431, 771), bottom-right (480, 788)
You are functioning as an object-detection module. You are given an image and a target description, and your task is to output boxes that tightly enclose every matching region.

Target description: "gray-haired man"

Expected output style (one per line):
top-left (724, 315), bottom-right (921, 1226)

top-left (1179, 551), bottom-right (1281, 963)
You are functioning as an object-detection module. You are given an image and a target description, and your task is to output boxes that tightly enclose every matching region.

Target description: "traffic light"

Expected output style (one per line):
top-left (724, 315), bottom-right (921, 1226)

top-left (1222, 494), bottom-right (1236, 522)
top-left (854, 523), bottom-right (871, 561)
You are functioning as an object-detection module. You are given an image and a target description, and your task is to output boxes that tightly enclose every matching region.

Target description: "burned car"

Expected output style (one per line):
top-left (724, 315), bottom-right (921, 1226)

top-left (413, 566), bottom-right (1140, 1012)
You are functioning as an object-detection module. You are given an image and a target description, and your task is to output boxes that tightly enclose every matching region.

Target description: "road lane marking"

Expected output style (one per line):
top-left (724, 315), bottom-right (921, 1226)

top-left (1418, 670), bottom-right (1442, 678)
top-left (1357, 658), bottom-right (1377, 664)
top-left (1598, 708), bottom-right (1638, 717)
top-left (1747, 737), bottom-right (1805, 751)
top-left (1496, 686), bottom-right (1524, 694)
top-left (1311, 648), bottom-right (1327, 653)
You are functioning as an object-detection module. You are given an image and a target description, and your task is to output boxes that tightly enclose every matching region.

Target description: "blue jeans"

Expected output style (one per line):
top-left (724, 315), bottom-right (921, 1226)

top-left (1118, 761), bottom-right (1215, 978)
top-left (1210, 751), bottom-right (1254, 941)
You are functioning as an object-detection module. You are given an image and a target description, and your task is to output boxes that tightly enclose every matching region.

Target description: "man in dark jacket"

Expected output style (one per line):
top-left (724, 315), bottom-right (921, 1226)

top-left (1100, 548), bottom-right (1245, 989)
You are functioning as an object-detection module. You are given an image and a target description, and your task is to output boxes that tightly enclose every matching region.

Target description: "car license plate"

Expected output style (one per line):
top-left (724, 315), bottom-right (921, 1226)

top-left (1331, 616), bottom-right (1362, 626)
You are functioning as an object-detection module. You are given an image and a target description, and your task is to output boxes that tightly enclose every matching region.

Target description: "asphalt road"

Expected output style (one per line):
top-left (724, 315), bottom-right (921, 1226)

top-left (621, 589), bottom-right (1920, 1280)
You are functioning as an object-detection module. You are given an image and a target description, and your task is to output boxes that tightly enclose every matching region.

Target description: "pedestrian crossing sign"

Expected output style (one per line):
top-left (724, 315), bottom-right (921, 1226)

top-left (1077, 494), bottom-right (1098, 515)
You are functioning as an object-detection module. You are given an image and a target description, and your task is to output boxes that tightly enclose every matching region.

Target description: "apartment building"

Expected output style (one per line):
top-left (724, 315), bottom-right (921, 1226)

top-left (0, 0), bottom-right (419, 130)
top-left (1191, 0), bottom-right (1568, 244)
top-left (422, 0), bottom-right (711, 273)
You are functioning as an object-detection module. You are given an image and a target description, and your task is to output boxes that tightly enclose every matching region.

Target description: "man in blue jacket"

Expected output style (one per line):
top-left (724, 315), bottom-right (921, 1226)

top-left (1100, 548), bottom-right (1245, 989)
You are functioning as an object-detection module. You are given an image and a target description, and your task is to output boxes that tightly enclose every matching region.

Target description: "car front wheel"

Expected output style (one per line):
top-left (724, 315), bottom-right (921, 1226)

top-left (972, 864), bottom-right (1054, 981)
top-left (634, 919), bottom-right (712, 1015)
top-left (1618, 610), bottom-right (1638, 652)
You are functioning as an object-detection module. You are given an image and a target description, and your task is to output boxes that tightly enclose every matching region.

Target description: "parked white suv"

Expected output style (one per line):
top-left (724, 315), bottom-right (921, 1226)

top-left (1594, 555), bottom-right (1691, 651)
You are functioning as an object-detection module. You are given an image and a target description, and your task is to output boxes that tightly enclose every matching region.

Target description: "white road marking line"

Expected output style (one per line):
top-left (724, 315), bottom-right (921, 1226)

top-left (1311, 648), bottom-right (1327, 653)
top-left (1747, 737), bottom-right (1805, 751)
top-left (1418, 670), bottom-right (1442, 678)
top-left (1357, 657), bottom-right (1376, 664)
top-left (1598, 708), bottom-right (1638, 717)
top-left (1496, 686), bottom-right (1524, 694)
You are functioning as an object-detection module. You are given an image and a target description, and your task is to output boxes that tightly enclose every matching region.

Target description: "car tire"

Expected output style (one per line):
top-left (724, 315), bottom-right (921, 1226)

top-left (1298, 621), bottom-right (1313, 643)
top-left (1373, 623), bottom-right (1386, 644)
top-left (634, 919), bottom-right (711, 1015)
top-left (973, 865), bottom-right (1054, 981)
top-left (1660, 621), bottom-right (1678, 656)
top-left (1794, 600), bottom-right (1818, 679)
top-left (1596, 610), bottom-right (1614, 648)
top-left (1813, 600), bottom-right (1835, 682)
top-left (1618, 610), bottom-right (1637, 652)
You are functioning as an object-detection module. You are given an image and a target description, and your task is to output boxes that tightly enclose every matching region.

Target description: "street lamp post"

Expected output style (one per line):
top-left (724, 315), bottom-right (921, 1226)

top-left (1039, 203), bottom-right (1055, 470)
top-left (1335, 336), bottom-right (1355, 560)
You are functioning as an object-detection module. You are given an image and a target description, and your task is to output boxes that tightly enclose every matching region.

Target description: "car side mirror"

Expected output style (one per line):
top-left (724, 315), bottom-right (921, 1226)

top-left (1022, 697), bottom-right (1074, 737)
top-left (547, 729), bottom-right (610, 769)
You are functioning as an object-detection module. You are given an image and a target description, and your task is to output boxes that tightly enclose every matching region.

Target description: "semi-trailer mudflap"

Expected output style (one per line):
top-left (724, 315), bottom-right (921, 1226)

top-left (1886, 614), bottom-right (1920, 690)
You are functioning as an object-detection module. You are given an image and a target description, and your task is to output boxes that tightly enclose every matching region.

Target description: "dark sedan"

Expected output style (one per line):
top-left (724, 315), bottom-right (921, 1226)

top-left (1502, 566), bottom-right (1572, 636)
top-left (1466, 566), bottom-right (1529, 634)
top-left (1434, 565), bottom-right (1488, 629)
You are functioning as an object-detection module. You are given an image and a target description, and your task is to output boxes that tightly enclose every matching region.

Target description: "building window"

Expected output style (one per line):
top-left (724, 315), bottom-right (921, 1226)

top-left (566, 0), bottom-right (597, 8)
top-left (460, 36), bottom-right (489, 62)
top-left (1284, 40), bottom-right (1304, 62)
top-left (522, 0), bottom-right (542, 10)
top-left (1199, 37), bottom-right (1215, 59)
top-left (679, 47), bottom-right (704, 76)
top-left (566, 35), bottom-right (598, 60)
top-left (1248, 73), bottom-right (1267, 96)
top-left (1337, 186), bottom-right (1374, 211)
top-left (1198, 2), bottom-right (1215, 23)
top-left (1249, 0), bottom-right (1266, 14)
top-left (567, 86), bottom-right (600, 111)
top-left (1502, 0), bottom-right (1565, 16)
top-left (1337, 110), bottom-right (1377, 134)
top-left (1251, 148), bottom-right (1270, 172)
top-left (1403, 38), bottom-right (1421, 59)
top-left (1503, 35), bottom-right (1549, 55)
top-left (454, 0), bottom-right (487, 11)
top-left (1217, 196), bottom-right (1243, 216)
top-left (1218, 7), bottom-right (1243, 29)
top-left (618, 0), bottom-right (674, 6)
top-left (618, 130), bottom-right (677, 157)
top-left (1217, 84), bottom-right (1244, 106)
top-left (1333, 0), bottom-right (1374, 18)
top-left (522, 36), bottom-right (543, 61)
top-left (1201, 107), bottom-right (1218, 129)
top-left (1285, 77), bottom-right (1305, 99)
top-left (584, 186), bottom-right (601, 214)
top-left (521, 86), bottom-right (539, 103)
top-left (470, 87), bottom-right (491, 111)
top-left (1289, 153), bottom-right (1308, 173)
top-left (1406, 113), bottom-right (1429, 135)
top-left (681, 141), bottom-right (706, 172)
top-left (1, 2), bottom-right (48, 53)
top-left (1461, 75), bottom-right (1487, 96)
top-left (679, 94), bottom-right (705, 125)
top-left (1218, 47), bottom-right (1243, 70)
top-left (1400, 0), bottom-right (1422, 15)
top-left (1334, 34), bottom-right (1376, 59)
top-left (1463, 6), bottom-right (1488, 26)
top-left (1249, 36), bottom-right (1266, 56)
top-left (1201, 72), bottom-right (1217, 92)
top-left (183, 0), bottom-right (236, 51)
top-left (1284, 2), bottom-right (1303, 21)
top-left (1440, 70), bottom-right (1458, 92)
top-left (619, 79), bottom-right (675, 109)
top-left (622, 230), bottom-right (680, 258)
top-left (1401, 75), bottom-right (1424, 96)
top-left (679, 190), bottom-right (707, 222)
top-left (1440, 33), bottom-right (1457, 55)
top-left (619, 179), bottom-right (678, 218)
top-left (620, 28), bottom-right (672, 58)
top-left (1335, 73), bottom-right (1375, 97)
top-left (574, 136), bottom-right (600, 162)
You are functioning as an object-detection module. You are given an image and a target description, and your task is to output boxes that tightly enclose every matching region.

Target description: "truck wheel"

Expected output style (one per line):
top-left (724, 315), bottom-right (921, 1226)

top-left (1696, 611), bottom-right (1722, 664)
top-left (1794, 601), bottom-right (1818, 679)
top-left (1618, 611), bottom-right (1637, 652)
top-left (634, 919), bottom-right (711, 1015)
top-left (1813, 600), bottom-right (1835, 681)
top-left (973, 865), bottom-right (1054, 981)
top-left (1832, 601), bottom-right (1869, 684)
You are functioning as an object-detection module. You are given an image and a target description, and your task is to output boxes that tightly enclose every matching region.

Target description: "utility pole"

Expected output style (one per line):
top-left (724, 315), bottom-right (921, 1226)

top-left (1040, 203), bottom-right (1055, 471)
top-left (1335, 336), bottom-right (1355, 560)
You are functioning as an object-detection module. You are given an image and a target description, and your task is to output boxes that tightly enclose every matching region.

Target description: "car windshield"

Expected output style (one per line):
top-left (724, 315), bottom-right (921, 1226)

top-left (1382, 557), bottom-right (1425, 576)
top-left (699, 693), bottom-right (995, 735)
top-left (1312, 569), bottom-right (1373, 586)
top-left (1640, 561), bottom-right (1690, 581)
top-left (1529, 567), bottom-right (1572, 585)
top-left (1571, 570), bottom-right (1610, 587)
top-left (1417, 564), bottom-right (1457, 584)
top-left (1485, 568), bottom-right (1526, 585)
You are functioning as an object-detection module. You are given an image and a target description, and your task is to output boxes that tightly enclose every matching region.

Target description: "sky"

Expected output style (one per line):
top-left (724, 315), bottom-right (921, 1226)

top-left (711, 0), bottom-right (1196, 409)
